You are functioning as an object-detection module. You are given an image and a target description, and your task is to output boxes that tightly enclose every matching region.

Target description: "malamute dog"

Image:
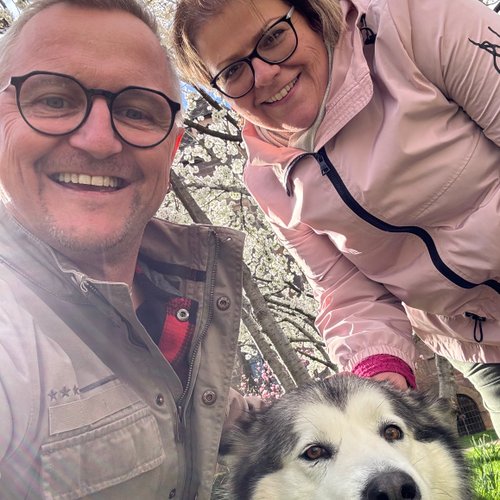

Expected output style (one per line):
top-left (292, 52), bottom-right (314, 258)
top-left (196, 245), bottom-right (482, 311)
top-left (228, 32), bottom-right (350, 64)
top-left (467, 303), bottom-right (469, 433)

top-left (221, 375), bottom-right (469, 499)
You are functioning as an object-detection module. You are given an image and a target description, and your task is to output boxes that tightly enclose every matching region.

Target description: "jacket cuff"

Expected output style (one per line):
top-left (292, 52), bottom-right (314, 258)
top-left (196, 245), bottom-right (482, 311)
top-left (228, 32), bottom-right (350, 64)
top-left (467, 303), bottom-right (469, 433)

top-left (352, 354), bottom-right (416, 389)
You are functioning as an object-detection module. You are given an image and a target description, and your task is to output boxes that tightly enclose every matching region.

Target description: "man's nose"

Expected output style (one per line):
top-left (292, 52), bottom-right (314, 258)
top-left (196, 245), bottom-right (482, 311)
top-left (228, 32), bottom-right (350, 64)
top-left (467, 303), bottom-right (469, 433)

top-left (252, 58), bottom-right (281, 89)
top-left (68, 97), bottom-right (123, 159)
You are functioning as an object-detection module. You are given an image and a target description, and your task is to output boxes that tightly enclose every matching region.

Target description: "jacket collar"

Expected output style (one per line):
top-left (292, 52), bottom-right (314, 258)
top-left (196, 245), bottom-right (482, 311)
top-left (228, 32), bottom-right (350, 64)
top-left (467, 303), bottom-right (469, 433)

top-left (0, 202), bottom-right (244, 301)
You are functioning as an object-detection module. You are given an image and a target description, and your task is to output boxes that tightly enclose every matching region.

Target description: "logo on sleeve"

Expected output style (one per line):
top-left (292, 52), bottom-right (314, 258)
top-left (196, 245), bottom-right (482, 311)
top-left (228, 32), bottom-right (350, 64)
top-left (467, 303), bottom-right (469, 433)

top-left (469, 26), bottom-right (500, 73)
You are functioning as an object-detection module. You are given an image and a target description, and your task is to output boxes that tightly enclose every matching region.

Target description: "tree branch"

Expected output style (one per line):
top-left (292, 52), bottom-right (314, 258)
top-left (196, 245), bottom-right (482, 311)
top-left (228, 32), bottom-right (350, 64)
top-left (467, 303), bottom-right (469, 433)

top-left (296, 348), bottom-right (337, 372)
top-left (266, 296), bottom-right (317, 322)
top-left (184, 118), bottom-right (242, 142)
top-left (181, 180), bottom-right (249, 195)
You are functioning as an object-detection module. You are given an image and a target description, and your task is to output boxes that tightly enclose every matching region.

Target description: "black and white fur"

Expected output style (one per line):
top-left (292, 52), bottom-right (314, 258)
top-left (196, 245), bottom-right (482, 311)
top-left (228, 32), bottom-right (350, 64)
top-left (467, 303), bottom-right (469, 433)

top-left (220, 375), bottom-right (470, 500)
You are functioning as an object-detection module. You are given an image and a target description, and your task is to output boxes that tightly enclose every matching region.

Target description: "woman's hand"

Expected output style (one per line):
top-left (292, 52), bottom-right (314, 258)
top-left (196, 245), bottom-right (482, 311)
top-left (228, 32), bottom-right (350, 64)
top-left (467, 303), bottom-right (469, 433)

top-left (371, 372), bottom-right (409, 391)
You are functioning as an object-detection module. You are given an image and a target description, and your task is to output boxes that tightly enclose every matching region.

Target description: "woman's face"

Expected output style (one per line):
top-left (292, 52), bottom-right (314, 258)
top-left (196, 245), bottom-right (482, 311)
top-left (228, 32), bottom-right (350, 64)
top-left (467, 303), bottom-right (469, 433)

top-left (196, 0), bottom-right (329, 133)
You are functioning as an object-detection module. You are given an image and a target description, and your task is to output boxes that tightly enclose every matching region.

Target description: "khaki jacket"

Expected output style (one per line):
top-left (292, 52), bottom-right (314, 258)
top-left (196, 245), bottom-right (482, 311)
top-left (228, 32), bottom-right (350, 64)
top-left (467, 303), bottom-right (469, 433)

top-left (243, 0), bottom-right (500, 370)
top-left (0, 204), bottom-right (245, 499)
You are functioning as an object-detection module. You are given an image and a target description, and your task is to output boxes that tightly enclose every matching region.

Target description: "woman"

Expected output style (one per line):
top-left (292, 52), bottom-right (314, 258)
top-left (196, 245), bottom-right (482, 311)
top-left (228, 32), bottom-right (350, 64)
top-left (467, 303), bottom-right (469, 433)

top-left (172, 0), bottom-right (500, 432)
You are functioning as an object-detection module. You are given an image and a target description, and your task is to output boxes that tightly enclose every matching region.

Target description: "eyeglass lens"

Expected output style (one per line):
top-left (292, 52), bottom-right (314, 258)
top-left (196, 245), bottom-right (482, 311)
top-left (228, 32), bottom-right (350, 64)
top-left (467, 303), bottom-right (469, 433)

top-left (216, 17), bottom-right (297, 98)
top-left (16, 73), bottom-right (175, 147)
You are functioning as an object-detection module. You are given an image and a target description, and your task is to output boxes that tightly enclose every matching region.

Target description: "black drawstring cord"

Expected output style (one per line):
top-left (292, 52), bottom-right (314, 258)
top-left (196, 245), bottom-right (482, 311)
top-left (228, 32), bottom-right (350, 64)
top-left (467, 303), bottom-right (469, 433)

top-left (359, 14), bottom-right (377, 45)
top-left (464, 312), bottom-right (487, 343)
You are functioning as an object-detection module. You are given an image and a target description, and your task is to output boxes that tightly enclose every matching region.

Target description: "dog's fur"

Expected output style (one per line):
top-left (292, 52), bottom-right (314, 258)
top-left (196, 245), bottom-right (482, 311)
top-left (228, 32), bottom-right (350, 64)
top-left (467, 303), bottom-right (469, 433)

top-left (220, 375), bottom-right (470, 500)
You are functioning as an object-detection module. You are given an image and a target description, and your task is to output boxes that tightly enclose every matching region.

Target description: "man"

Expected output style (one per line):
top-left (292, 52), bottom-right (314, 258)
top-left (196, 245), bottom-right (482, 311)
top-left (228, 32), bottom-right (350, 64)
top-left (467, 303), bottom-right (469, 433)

top-left (0, 1), bottom-right (246, 498)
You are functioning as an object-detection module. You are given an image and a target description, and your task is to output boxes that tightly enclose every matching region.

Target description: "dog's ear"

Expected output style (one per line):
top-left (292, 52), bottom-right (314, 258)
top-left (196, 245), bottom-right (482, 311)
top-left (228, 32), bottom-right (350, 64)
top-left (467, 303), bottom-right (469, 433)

top-left (219, 404), bottom-right (263, 457)
top-left (432, 394), bottom-right (457, 415)
top-left (220, 392), bottom-right (269, 456)
top-left (425, 393), bottom-right (460, 431)
top-left (401, 389), bottom-right (461, 441)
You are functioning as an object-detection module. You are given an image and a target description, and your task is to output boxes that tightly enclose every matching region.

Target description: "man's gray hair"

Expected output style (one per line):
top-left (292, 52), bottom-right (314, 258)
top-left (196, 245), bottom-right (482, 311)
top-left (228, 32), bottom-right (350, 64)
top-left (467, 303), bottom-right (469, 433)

top-left (0, 0), bottom-right (181, 103)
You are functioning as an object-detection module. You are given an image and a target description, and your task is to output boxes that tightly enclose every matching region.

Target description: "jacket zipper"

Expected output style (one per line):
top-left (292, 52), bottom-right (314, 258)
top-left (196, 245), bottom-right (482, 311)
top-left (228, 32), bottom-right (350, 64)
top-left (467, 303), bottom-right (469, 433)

top-left (314, 147), bottom-right (500, 295)
top-left (175, 232), bottom-right (219, 421)
top-left (175, 231), bottom-right (219, 499)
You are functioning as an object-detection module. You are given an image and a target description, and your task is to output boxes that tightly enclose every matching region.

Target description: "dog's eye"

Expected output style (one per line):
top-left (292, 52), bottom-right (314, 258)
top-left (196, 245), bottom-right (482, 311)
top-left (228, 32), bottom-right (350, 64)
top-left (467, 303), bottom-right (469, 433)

top-left (382, 424), bottom-right (404, 442)
top-left (301, 445), bottom-right (331, 461)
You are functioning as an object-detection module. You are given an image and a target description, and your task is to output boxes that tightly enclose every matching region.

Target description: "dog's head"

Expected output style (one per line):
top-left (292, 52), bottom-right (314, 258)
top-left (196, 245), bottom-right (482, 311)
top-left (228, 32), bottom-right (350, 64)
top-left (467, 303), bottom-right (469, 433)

top-left (220, 375), bottom-right (470, 500)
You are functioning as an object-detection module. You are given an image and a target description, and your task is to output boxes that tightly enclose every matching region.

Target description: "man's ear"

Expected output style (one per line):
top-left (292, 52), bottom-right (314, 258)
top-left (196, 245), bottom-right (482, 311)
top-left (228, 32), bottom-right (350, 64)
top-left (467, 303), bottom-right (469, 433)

top-left (170, 129), bottom-right (184, 162)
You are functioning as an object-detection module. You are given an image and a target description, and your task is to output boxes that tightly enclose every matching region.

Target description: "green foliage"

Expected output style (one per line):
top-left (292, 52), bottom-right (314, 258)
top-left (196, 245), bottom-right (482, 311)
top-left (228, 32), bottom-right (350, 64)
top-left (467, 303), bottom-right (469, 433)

top-left (461, 429), bottom-right (498, 449)
top-left (467, 435), bottom-right (500, 499)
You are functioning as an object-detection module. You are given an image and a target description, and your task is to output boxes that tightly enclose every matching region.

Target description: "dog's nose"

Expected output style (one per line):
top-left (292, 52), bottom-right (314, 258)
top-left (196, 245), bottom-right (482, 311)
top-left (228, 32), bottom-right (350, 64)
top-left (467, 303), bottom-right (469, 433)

top-left (362, 470), bottom-right (422, 500)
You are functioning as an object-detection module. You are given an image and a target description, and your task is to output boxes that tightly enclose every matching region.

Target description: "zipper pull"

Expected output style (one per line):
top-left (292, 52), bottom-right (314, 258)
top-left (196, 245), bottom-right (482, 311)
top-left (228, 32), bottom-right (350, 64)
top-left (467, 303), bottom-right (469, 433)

top-left (315, 152), bottom-right (331, 175)
top-left (175, 406), bottom-right (185, 443)
top-left (360, 14), bottom-right (377, 45)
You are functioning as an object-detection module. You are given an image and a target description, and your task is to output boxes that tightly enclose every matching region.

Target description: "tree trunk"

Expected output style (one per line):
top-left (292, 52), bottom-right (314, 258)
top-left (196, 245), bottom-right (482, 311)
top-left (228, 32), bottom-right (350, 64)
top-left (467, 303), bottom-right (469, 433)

top-left (435, 355), bottom-right (457, 399)
top-left (241, 300), bottom-right (296, 391)
top-left (241, 266), bottom-right (311, 385)
top-left (435, 355), bottom-right (459, 429)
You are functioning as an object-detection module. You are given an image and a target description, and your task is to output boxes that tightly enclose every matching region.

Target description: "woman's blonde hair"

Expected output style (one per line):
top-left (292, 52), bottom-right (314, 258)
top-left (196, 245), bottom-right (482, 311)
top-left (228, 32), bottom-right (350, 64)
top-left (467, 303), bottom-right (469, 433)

top-left (171, 0), bottom-right (344, 87)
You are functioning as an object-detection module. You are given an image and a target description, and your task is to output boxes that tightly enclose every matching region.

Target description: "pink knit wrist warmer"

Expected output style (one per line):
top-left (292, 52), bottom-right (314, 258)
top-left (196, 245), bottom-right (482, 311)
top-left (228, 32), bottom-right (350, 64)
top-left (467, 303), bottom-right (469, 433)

top-left (352, 354), bottom-right (416, 389)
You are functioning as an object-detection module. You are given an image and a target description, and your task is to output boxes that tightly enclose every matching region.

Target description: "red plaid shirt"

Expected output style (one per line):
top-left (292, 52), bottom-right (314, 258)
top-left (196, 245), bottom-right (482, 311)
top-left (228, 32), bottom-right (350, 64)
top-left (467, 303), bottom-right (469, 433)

top-left (135, 267), bottom-right (197, 385)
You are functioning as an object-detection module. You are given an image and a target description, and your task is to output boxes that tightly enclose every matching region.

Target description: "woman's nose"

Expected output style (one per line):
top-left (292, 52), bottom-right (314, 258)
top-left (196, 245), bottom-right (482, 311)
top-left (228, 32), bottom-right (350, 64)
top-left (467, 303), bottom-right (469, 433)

top-left (252, 58), bottom-right (281, 88)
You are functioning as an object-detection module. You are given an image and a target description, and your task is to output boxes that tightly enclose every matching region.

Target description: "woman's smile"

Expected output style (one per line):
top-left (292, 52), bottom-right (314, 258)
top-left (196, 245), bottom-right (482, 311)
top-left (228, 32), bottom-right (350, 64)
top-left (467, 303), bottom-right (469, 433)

top-left (264, 76), bottom-right (299, 104)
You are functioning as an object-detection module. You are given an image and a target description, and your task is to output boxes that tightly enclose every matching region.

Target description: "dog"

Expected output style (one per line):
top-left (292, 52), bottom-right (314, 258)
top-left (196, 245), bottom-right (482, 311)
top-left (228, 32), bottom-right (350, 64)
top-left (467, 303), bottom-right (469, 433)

top-left (219, 375), bottom-right (470, 500)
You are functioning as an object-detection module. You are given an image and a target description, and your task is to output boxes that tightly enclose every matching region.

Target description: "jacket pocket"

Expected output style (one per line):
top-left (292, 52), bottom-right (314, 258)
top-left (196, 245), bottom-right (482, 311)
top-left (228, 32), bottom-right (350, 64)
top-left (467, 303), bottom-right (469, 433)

top-left (40, 402), bottom-right (165, 499)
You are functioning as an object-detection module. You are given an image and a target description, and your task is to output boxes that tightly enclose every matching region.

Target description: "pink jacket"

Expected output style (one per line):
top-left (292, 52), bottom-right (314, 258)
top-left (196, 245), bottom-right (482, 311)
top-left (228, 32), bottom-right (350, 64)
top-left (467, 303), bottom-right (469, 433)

top-left (242, 0), bottom-right (500, 377)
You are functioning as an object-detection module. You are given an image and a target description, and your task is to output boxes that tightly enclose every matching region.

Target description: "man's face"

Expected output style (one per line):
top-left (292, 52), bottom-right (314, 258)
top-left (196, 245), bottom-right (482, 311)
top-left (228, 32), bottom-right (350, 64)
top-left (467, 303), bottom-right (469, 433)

top-left (0, 3), bottom-right (181, 268)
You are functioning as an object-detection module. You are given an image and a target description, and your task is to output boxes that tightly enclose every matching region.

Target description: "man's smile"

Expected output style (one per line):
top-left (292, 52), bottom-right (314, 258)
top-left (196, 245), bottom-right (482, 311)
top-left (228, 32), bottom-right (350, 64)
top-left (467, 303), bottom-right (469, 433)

top-left (50, 173), bottom-right (127, 190)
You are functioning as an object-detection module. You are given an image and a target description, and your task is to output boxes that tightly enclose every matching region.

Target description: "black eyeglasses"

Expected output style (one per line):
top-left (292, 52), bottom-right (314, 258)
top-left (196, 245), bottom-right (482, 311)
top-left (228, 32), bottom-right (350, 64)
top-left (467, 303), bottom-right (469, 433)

top-left (3, 71), bottom-right (181, 148)
top-left (210, 6), bottom-right (297, 99)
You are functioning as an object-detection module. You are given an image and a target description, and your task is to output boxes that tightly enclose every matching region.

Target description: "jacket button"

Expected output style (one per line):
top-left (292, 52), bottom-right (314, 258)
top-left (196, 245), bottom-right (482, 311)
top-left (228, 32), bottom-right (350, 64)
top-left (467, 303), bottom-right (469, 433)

top-left (216, 296), bottom-right (231, 311)
top-left (155, 393), bottom-right (165, 406)
top-left (202, 390), bottom-right (217, 405)
top-left (168, 488), bottom-right (176, 498)
top-left (176, 308), bottom-right (189, 322)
